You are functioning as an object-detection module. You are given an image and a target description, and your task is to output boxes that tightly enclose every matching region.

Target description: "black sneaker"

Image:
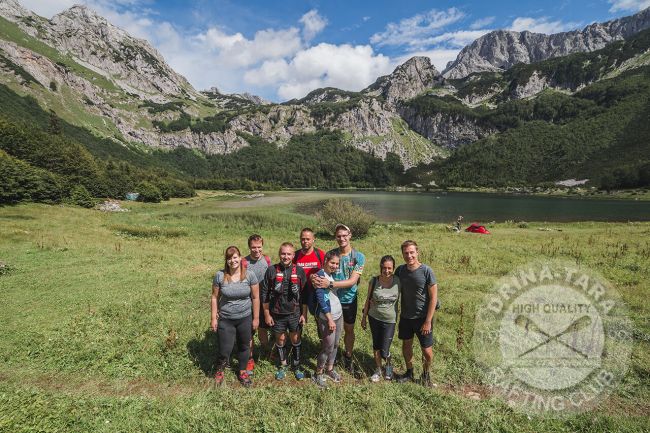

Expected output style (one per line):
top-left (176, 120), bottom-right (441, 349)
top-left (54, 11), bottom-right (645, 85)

top-left (419, 372), bottom-right (434, 387)
top-left (343, 354), bottom-right (354, 373)
top-left (396, 370), bottom-right (414, 384)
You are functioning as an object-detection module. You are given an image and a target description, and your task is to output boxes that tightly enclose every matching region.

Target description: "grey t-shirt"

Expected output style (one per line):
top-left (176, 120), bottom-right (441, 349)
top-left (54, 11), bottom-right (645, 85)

top-left (213, 270), bottom-right (259, 320)
top-left (368, 275), bottom-right (400, 323)
top-left (245, 255), bottom-right (269, 283)
top-left (396, 264), bottom-right (436, 320)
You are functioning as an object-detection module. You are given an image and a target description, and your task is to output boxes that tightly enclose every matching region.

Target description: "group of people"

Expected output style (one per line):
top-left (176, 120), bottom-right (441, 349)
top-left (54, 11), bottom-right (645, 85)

top-left (210, 224), bottom-right (438, 388)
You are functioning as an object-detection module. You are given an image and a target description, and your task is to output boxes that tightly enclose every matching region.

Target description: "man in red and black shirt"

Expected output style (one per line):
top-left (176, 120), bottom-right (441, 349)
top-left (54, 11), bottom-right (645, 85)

top-left (294, 227), bottom-right (326, 318)
top-left (262, 242), bottom-right (308, 380)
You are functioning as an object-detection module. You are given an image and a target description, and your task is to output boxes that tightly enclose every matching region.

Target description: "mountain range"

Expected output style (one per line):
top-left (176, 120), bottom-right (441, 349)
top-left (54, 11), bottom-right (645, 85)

top-left (0, 0), bottom-right (649, 198)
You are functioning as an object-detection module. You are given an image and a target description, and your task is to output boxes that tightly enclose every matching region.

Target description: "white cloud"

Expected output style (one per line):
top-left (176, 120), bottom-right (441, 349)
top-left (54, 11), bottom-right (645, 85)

top-left (370, 8), bottom-right (465, 48)
top-left (418, 30), bottom-right (492, 48)
top-left (608, 0), bottom-right (650, 12)
top-left (510, 17), bottom-right (581, 34)
top-left (470, 16), bottom-right (495, 30)
top-left (299, 10), bottom-right (327, 41)
top-left (245, 44), bottom-right (393, 100)
top-left (19, 0), bottom-right (77, 18)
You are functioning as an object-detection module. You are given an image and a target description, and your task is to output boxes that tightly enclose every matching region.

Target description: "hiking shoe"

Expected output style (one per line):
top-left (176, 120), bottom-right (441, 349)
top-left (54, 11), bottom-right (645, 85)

top-left (245, 357), bottom-right (255, 375)
top-left (384, 364), bottom-right (394, 381)
top-left (214, 370), bottom-right (224, 386)
top-left (396, 370), bottom-right (414, 384)
top-left (294, 368), bottom-right (305, 380)
top-left (326, 369), bottom-right (341, 383)
top-left (275, 366), bottom-right (287, 380)
top-left (419, 372), bottom-right (436, 388)
top-left (370, 369), bottom-right (382, 383)
top-left (313, 373), bottom-right (328, 388)
top-left (238, 371), bottom-right (252, 388)
top-left (342, 354), bottom-right (353, 373)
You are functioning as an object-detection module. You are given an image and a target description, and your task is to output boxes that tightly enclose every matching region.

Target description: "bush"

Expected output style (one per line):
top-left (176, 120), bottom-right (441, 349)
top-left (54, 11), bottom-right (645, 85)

top-left (317, 198), bottom-right (375, 237)
top-left (136, 181), bottom-right (162, 203)
top-left (68, 184), bottom-right (95, 208)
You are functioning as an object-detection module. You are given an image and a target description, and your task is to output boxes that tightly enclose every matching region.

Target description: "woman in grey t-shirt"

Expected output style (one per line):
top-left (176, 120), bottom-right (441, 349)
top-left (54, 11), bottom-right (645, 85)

top-left (361, 255), bottom-right (400, 382)
top-left (211, 245), bottom-right (260, 387)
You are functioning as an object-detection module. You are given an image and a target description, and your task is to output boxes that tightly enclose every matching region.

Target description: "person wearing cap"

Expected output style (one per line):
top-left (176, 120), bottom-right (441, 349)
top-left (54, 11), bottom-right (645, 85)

top-left (312, 223), bottom-right (365, 374)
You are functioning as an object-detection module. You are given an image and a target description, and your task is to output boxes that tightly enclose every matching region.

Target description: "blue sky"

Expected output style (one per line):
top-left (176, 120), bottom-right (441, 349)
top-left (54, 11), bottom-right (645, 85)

top-left (19, 0), bottom-right (650, 101)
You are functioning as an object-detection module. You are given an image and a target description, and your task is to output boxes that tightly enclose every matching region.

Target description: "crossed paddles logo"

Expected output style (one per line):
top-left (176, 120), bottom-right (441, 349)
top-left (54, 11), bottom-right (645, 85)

top-left (473, 261), bottom-right (633, 416)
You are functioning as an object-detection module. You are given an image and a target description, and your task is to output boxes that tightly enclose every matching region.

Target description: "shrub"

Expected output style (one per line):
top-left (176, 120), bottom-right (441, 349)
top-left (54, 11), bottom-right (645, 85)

top-left (136, 181), bottom-right (162, 203)
top-left (317, 198), bottom-right (375, 237)
top-left (68, 184), bottom-right (95, 208)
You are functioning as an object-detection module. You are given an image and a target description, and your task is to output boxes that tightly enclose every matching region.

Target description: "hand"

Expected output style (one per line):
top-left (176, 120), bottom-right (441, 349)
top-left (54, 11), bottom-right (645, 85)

top-left (299, 315), bottom-right (306, 325)
top-left (313, 276), bottom-right (329, 289)
top-left (265, 315), bottom-right (275, 327)
top-left (420, 320), bottom-right (432, 335)
top-left (252, 318), bottom-right (259, 331)
top-left (328, 319), bottom-right (336, 332)
top-left (360, 316), bottom-right (367, 330)
top-left (210, 318), bottom-right (218, 332)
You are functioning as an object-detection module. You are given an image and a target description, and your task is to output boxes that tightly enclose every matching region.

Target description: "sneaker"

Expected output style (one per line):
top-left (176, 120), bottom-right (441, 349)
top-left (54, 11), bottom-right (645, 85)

top-left (396, 370), bottom-right (414, 384)
top-left (313, 373), bottom-right (328, 388)
top-left (214, 370), bottom-right (225, 386)
top-left (384, 364), bottom-right (394, 381)
top-left (370, 369), bottom-right (382, 383)
top-left (326, 368), bottom-right (341, 383)
top-left (238, 371), bottom-right (252, 388)
top-left (275, 366), bottom-right (287, 380)
top-left (245, 357), bottom-right (255, 375)
top-left (294, 368), bottom-right (305, 380)
top-left (419, 372), bottom-right (436, 387)
top-left (342, 354), bottom-right (353, 373)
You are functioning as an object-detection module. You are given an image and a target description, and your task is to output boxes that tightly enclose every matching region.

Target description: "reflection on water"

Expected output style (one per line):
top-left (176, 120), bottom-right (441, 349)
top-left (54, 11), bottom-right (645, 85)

top-left (293, 191), bottom-right (650, 223)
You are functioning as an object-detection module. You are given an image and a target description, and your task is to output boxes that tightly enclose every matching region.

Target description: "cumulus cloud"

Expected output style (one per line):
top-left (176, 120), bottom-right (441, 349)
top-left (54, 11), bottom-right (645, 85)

top-left (510, 16), bottom-right (581, 34)
top-left (246, 44), bottom-right (393, 100)
top-left (370, 8), bottom-right (465, 48)
top-left (299, 10), bottom-right (327, 41)
top-left (470, 16), bottom-right (495, 30)
top-left (418, 30), bottom-right (492, 48)
top-left (608, 0), bottom-right (650, 12)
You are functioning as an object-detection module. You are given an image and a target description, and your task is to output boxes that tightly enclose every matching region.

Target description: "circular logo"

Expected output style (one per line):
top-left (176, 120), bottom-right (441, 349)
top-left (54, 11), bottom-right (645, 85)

top-left (472, 260), bottom-right (634, 416)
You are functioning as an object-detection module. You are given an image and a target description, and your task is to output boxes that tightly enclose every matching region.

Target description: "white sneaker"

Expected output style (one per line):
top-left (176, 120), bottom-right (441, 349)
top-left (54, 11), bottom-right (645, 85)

top-left (370, 369), bottom-right (382, 382)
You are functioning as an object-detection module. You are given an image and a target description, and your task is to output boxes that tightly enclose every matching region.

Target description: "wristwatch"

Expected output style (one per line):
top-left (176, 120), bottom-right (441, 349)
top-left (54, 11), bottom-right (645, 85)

top-left (328, 281), bottom-right (334, 290)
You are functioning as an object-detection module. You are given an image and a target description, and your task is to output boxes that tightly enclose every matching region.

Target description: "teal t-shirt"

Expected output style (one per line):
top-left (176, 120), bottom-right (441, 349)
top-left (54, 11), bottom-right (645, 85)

top-left (328, 248), bottom-right (365, 304)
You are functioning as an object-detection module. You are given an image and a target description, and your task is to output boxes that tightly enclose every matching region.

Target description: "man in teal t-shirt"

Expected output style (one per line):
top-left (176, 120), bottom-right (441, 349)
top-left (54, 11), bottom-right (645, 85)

top-left (314, 223), bottom-right (365, 373)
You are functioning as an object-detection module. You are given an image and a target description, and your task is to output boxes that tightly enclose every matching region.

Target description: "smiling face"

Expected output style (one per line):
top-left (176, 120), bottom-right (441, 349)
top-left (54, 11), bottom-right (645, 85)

top-left (380, 259), bottom-right (395, 278)
top-left (335, 228), bottom-right (351, 249)
top-left (227, 252), bottom-right (241, 273)
top-left (249, 239), bottom-right (263, 260)
top-left (402, 245), bottom-right (419, 267)
top-left (279, 245), bottom-right (295, 266)
top-left (324, 256), bottom-right (340, 274)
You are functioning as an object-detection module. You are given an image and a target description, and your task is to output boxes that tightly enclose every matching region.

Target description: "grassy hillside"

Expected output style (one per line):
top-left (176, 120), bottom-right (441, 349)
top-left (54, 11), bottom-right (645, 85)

top-left (0, 193), bottom-right (648, 432)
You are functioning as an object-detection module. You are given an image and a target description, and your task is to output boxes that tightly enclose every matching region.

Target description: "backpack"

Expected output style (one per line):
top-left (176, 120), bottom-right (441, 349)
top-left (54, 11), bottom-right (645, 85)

top-left (295, 248), bottom-right (324, 268)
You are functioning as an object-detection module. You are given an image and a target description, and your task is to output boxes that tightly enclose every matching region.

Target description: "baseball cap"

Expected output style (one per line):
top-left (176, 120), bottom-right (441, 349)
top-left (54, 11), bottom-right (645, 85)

top-left (334, 223), bottom-right (351, 234)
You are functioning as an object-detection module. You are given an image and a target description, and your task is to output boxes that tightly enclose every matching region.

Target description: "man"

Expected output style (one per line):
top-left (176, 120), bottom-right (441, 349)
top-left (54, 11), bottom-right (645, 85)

top-left (243, 234), bottom-right (271, 375)
top-left (293, 228), bottom-right (326, 318)
top-left (261, 242), bottom-right (308, 380)
top-left (313, 223), bottom-right (365, 373)
top-left (395, 240), bottom-right (438, 386)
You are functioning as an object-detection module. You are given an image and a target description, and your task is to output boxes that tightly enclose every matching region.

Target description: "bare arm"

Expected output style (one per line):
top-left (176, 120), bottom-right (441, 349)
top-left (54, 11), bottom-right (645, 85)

top-left (250, 282), bottom-right (260, 330)
top-left (421, 283), bottom-right (438, 335)
top-left (210, 284), bottom-right (220, 331)
top-left (313, 271), bottom-right (361, 289)
top-left (361, 278), bottom-right (374, 330)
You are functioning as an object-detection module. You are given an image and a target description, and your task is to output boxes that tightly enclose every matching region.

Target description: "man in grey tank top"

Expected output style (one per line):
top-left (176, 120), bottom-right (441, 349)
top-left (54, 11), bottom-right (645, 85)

top-left (244, 234), bottom-right (271, 375)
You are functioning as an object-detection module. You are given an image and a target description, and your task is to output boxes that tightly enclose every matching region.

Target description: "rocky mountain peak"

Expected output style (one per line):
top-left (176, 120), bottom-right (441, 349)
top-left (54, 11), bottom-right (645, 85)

top-left (0, 0), bottom-right (30, 19)
top-left (364, 56), bottom-right (442, 104)
top-left (443, 7), bottom-right (650, 79)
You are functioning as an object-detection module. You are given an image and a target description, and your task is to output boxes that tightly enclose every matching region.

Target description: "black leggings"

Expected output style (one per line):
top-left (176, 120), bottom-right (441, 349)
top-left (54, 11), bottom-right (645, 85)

top-left (369, 315), bottom-right (396, 360)
top-left (217, 315), bottom-right (252, 370)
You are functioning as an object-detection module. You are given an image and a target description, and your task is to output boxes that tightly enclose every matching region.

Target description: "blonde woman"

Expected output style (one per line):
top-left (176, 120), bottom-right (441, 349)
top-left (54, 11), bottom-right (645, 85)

top-left (211, 245), bottom-right (260, 387)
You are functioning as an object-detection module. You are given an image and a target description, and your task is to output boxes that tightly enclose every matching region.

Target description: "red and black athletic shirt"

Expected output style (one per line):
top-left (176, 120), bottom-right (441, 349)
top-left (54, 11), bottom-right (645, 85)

top-left (261, 263), bottom-right (307, 316)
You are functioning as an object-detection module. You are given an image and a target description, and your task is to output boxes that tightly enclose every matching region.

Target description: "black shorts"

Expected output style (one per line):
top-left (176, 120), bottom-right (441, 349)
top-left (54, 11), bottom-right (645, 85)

top-left (341, 298), bottom-right (358, 325)
top-left (271, 313), bottom-right (301, 334)
top-left (398, 317), bottom-right (435, 348)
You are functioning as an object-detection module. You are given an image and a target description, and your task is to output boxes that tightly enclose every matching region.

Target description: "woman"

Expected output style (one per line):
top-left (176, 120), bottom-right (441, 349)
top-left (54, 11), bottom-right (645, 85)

top-left (313, 250), bottom-right (343, 387)
top-left (211, 245), bottom-right (260, 387)
top-left (361, 255), bottom-right (400, 382)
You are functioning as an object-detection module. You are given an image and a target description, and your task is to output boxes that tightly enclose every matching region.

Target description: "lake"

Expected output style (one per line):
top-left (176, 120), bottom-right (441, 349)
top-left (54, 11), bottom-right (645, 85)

top-left (285, 190), bottom-right (650, 223)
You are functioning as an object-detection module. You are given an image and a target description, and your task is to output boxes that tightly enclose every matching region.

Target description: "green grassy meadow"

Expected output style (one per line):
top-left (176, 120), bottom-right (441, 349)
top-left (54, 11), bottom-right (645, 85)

top-left (0, 191), bottom-right (648, 432)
